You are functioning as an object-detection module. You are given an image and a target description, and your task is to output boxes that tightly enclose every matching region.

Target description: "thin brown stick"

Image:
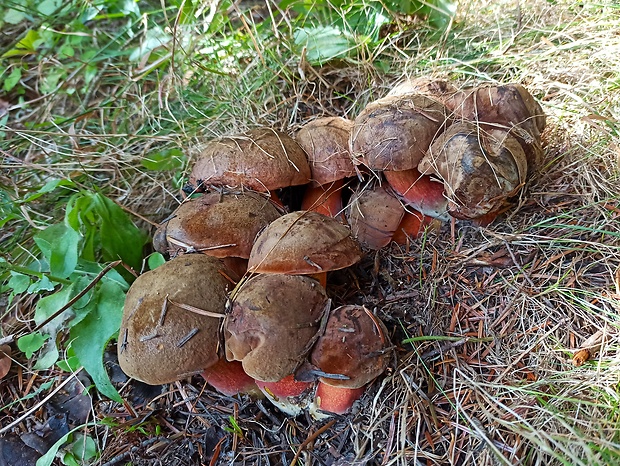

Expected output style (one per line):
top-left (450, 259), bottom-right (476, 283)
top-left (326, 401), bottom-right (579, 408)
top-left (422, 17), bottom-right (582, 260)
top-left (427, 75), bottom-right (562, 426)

top-left (290, 419), bottom-right (337, 466)
top-left (33, 260), bottom-right (122, 332)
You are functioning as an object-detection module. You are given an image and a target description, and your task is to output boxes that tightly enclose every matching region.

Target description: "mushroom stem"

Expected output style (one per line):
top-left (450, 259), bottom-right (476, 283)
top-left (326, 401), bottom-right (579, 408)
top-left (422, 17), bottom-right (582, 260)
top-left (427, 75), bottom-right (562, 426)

top-left (313, 381), bottom-right (366, 415)
top-left (309, 272), bottom-right (327, 288)
top-left (384, 168), bottom-right (448, 221)
top-left (255, 375), bottom-right (312, 398)
top-left (201, 359), bottom-right (259, 396)
top-left (392, 210), bottom-right (440, 245)
top-left (301, 180), bottom-right (345, 221)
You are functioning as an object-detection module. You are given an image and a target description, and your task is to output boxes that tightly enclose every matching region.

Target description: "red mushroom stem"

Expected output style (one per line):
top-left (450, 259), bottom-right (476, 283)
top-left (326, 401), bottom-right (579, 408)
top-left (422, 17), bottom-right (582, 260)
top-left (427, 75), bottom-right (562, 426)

top-left (384, 168), bottom-right (448, 221)
top-left (301, 180), bottom-right (345, 221)
top-left (255, 375), bottom-right (313, 399)
top-left (392, 210), bottom-right (440, 244)
top-left (201, 359), bottom-right (259, 396)
top-left (313, 381), bottom-right (367, 415)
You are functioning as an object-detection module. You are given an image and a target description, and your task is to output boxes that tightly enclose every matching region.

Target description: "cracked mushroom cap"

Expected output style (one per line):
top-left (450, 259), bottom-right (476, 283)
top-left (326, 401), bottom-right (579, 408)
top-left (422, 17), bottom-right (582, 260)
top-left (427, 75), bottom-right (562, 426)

top-left (418, 122), bottom-right (528, 220)
top-left (445, 83), bottom-right (546, 172)
top-left (224, 274), bottom-right (328, 382)
top-left (311, 305), bottom-right (391, 389)
top-left (118, 254), bottom-right (231, 385)
top-left (155, 192), bottom-right (281, 258)
top-left (248, 211), bottom-right (362, 275)
top-left (188, 127), bottom-right (311, 192)
top-left (350, 94), bottom-right (450, 171)
top-left (295, 117), bottom-right (357, 186)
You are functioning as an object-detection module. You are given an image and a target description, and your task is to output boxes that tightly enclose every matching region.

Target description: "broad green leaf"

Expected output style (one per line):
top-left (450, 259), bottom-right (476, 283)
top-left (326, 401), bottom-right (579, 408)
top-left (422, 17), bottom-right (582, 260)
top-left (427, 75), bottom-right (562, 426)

top-left (129, 26), bottom-right (171, 62)
top-left (34, 339), bottom-right (60, 370)
top-left (3, 67), bottom-right (22, 92)
top-left (38, 0), bottom-right (62, 16)
top-left (147, 252), bottom-right (166, 270)
top-left (70, 280), bottom-right (125, 402)
top-left (294, 26), bottom-right (355, 65)
top-left (3, 8), bottom-right (26, 25)
top-left (91, 193), bottom-right (146, 271)
top-left (68, 433), bottom-right (97, 464)
top-left (34, 223), bottom-right (80, 278)
top-left (17, 333), bottom-right (49, 359)
top-left (36, 423), bottom-right (96, 466)
top-left (141, 148), bottom-right (186, 171)
top-left (76, 259), bottom-right (129, 291)
top-left (8, 272), bottom-right (31, 294)
top-left (2, 30), bottom-right (40, 58)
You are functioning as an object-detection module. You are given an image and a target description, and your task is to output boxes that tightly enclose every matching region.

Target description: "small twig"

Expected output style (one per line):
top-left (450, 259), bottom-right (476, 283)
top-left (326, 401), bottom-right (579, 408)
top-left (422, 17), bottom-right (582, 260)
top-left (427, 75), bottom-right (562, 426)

top-left (33, 260), bottom-right (122, 333)
top-left (0, 369), bottom-right (82, 435)
top-left (167, 299), bottom-right (227, 319)
top-left (290, 419), bottom-right (337, 466)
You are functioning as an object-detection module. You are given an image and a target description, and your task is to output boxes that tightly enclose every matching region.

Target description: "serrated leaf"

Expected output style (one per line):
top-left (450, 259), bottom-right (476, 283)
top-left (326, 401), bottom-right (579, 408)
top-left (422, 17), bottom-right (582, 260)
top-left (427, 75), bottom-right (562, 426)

top-left (34, 223), bottom-right (80, 279)
top-left (70, 280), bottom-right (125, 402)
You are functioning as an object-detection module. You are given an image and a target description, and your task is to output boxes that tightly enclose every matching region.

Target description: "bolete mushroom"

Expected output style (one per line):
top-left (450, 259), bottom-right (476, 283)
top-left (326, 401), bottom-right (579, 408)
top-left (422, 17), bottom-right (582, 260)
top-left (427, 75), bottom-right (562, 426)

top-left (445, 83), bottom-right (546, 172)
top-left (309, 305), bottom-right (391, 416)
top-left (224, 274), bottom-right (329, 383)
top-left (118, 254), bottom-right (230, 385)
top-left (418, 122), bottom-right (528, 221)
top-left (347, 184), bottom-right (405, 250)
top-left (247, 211), bottom-right (362, 286)
top-left (154, 192), bottom-right (281, 260)
top-left (188, 127), bottom-right (311, 193)
top-left (350, 94), bottom-right (450, 171)
top-left (296, 117), bottom-right (357, 219)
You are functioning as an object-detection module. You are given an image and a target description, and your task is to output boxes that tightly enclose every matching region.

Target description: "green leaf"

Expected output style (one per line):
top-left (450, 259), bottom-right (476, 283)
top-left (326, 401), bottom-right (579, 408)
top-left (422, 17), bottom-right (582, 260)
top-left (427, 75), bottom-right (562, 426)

top-left (8, 272), bottom-right (31, 294)
top-left (3, 8), bottom-right (26, 25)
top-left (0, 379), bottom-right (54, 411)
top-left (34, 223), bottom-right (80, 279)
top-left (17, 333), bottom-right (49, 359)
top-left (2, 30), bottom-right (40, 58)
top-left (37, 0), bottom-right (62, 16)
top-left (294, 26), bottom-right (355, 65)
top-left (141, 148), bottom-right (186, 171)
top-left (70, 280), bottom-right (125, 402)
top-left (27, 276), bottom-right (56, 294)
top-left (68, 433), bottom-right (97, 464)
top-left (3, 67), bottom-right (22, 92)
top-left (36, 423), bottom-right (96, 466)
top-left (91, 193), bottom-right (146, 271)
top-left (147, 252), bottom-right (166, 270)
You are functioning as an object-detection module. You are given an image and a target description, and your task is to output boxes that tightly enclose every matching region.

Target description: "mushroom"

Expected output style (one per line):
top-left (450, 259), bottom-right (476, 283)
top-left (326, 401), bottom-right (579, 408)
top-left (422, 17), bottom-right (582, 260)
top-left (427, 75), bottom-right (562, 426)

top-left (418, 122), bottom-right (528, 221)
top-left (350, 93), bottom-right (450, 171)
top-left (154, 191), bottom-right (281, 260)
top-left (118, 254), bottom-right (230, 385)
top-left (201, 359), bottom-right (260, 396)
top-left (254, 375), bottom-right (314, 416)
top-left (388, 78), bottom-right (457, 100)
top-left (309, 305), bottom-right (391, 416)
top-left (391, 209), bottom-right (441, 245)
top-left (296, 117), bottom-right (357, 219)
top-left (445, 83), bottom-right (546, 172)
top-left (247, 211), bottom-right (362, 286)
top-left (188, 127), bottom-right (311, 193)
top-left (347, 184), bottom-right (405, 250)
top-left (224, 274), bottom-right (329, 383)
top-left (383, 167), bottom-right (449, 221)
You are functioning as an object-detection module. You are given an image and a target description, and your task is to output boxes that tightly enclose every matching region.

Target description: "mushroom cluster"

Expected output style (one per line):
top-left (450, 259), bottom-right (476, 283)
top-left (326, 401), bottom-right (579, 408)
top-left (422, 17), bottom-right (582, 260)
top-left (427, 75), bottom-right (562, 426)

top-left (118, 79), bottom-right (545, 417)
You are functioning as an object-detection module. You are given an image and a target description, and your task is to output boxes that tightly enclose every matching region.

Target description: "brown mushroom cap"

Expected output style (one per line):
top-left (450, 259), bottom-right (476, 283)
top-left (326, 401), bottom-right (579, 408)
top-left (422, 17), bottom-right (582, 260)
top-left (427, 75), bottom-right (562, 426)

top-left (188, 127), bottom-right (311, 192)
top-left (418, 122), bottom-right (528, 220)
top-left (224, 274), bottom-right (328, 382)
top-left (350, 94), bottom-right (450, 171)
top-left (248, 211), bottom-right (362, 275)
top-left (310, 305), bottom-right (391, 389)
top-left (118, 254), bottom-right (231, 385)
top-left (158, 192), bottom-right (281, 258)
top-left (388, 78), bottom-right (458, 100)
top-left (295, 117), bottom-right (356, 186)
top-left (445, 83), bottom-right (546, 172)
top-left (347, 184), bottom-right (405, 250)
